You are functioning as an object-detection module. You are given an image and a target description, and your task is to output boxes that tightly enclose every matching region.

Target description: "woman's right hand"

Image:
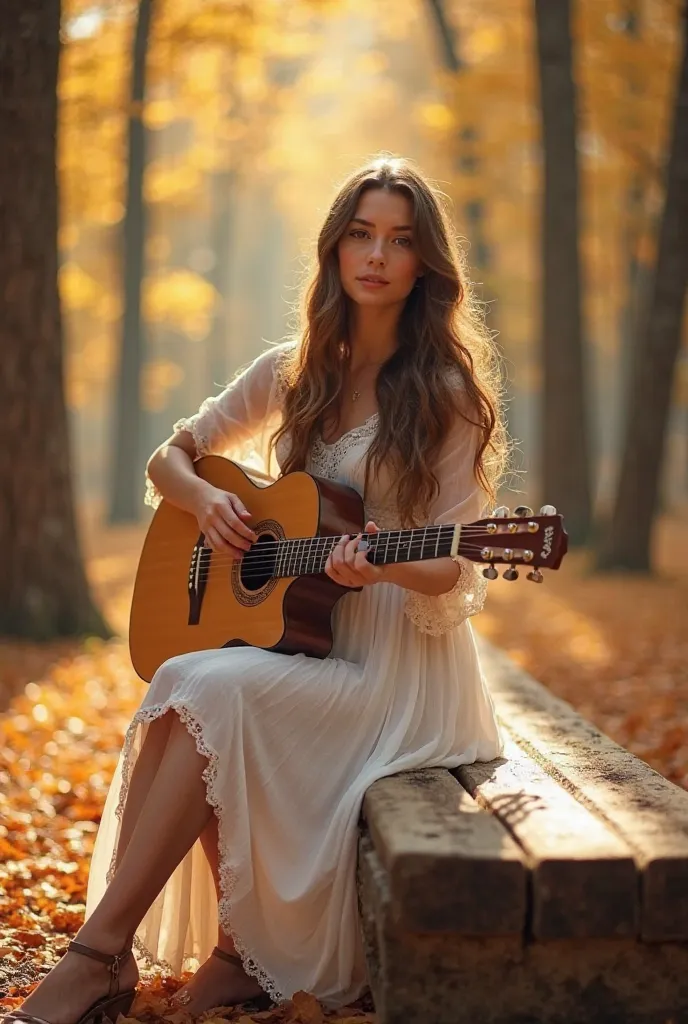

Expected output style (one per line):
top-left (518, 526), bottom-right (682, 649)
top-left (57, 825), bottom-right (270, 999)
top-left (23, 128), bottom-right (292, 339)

top-left (193, 483), bottom-right (258, 559)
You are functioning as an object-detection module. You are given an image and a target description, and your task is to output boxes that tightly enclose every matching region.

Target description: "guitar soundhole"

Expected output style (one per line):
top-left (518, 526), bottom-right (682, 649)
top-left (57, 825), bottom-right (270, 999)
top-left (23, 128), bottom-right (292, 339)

top-left (232, 518), bottom-right (283, 607)
top-left (240, 532), bottom-right (278, 592)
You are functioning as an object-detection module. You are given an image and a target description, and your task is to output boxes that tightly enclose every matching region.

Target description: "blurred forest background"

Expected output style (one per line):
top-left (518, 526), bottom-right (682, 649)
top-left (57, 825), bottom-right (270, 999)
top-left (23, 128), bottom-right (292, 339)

top-left (2, 2), bottom-right (688, 1014)
top-left (1, 0), bottom-right (687, 731)
top-left (56, 0), bottom-right (686, 547)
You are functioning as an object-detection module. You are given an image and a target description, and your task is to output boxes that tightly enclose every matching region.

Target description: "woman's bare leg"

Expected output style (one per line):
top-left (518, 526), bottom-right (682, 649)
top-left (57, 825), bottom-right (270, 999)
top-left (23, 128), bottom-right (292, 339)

top-left (116, 715), bottom-right (240, 956)
top-left (111, 711), bottom-right (255, 1013)
top-left (113, 711), bottom-right (174, 871)
top-left (114, 711), bottom-right (241, 958)
top-left (15, 712), bottom-right (216, 1023)
top-left (170, 815), bottom-right (270, 1013)
top-left (199, 816), bottom-right (238, 953)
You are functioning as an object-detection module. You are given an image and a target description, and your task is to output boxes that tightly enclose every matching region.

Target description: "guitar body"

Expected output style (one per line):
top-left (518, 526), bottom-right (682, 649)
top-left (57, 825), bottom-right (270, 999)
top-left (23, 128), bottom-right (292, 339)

top-left (129, 457), bottom-right (365, 682)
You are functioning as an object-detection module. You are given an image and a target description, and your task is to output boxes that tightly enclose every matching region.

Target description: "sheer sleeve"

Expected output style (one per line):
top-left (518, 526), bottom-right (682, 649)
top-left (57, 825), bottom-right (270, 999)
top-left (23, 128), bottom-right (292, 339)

top-left (403, 411), bottom-right (489, 636)
top-left (144, 342), bottom-right (293, 509)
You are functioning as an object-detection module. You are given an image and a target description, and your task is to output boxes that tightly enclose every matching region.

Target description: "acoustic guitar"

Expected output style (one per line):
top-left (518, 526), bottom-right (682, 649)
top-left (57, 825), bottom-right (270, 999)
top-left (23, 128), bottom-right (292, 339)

top-left (130, 456), bottom-right (568, 682)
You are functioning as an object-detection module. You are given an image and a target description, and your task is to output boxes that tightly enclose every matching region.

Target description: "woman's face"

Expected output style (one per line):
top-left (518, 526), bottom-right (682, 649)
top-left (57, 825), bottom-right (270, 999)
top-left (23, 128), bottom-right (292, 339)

top-left (337, 188), bottom-right (423, 307)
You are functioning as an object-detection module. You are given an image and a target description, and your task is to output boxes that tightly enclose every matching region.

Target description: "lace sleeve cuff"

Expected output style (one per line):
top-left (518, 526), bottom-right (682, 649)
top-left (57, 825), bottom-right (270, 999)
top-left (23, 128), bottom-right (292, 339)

top-left (143, 415), bottom-right (213, 511)
top-left (403, 556), bottom-right (487, 636)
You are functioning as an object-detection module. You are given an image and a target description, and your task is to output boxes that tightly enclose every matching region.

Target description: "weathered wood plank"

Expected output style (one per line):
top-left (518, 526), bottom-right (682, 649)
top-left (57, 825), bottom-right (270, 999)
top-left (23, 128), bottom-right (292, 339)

top-left (478, 638), bottom-right (688, 941)
top-left (358, 832), bottom-right (688, 1024)
top-left (455, 734), bottom-right (638, 938)
top-left (361, 767), bottom-right (526, 934)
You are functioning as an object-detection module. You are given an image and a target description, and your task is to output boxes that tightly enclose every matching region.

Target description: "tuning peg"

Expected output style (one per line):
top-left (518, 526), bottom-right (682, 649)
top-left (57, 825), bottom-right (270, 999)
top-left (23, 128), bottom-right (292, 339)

top-left (491, 505), bottom-right (509, 518)
top-left (527, 569), bottom-right (544, 583)
top-left (503, 566), bottom-right (519, 581)
top-left (539, 504), bottom-right (557, 516)
top-left (514, 505), bottom-right (533, 518)
top-left (482, 565), bottom-right (499, 580)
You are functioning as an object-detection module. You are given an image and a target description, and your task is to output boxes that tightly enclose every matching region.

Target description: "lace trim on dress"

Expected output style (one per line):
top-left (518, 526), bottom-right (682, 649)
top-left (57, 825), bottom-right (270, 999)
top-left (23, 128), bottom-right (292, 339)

top-left (104, 702), bottom-right (287, 1005)
top-left (403, 557), bottom-right (487, 636)
top-left (273, 343), bottom-right (296, 401)
top-left (357, 496), bottom-right (487, 637)
top-left (308, 414), bottom-right (379, 480)
top-left (143, 415), bottom-right (214, 511)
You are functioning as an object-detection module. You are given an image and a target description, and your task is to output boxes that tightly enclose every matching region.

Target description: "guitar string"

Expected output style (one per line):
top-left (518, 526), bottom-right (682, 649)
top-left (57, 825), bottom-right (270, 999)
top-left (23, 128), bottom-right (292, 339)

top-left (136, 525), bottom-right (538, 569)
top-left (140, 536), bottom-right (537, 576)
top-left (137, 533), bottom-right (528, 574)
top-left (141, 541), bottom-right (530, 587)
top-left (139, 522), bottom-right (506, 553)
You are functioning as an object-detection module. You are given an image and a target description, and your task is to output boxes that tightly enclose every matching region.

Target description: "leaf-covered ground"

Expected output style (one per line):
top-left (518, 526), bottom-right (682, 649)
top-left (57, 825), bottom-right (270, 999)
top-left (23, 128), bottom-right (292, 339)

top-left (1, 509), bottom-right (687, 1019)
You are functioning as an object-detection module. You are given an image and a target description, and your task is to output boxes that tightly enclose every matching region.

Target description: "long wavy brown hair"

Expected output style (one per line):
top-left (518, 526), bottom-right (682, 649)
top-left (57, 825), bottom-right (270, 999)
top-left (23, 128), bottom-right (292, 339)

top-left (271, 155), bottom-right (508, 527)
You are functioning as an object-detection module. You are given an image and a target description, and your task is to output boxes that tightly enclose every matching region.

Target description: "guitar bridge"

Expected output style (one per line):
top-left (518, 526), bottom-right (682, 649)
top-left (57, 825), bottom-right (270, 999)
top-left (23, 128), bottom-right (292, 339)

top-left (188, 534), bottom-right (211, 625)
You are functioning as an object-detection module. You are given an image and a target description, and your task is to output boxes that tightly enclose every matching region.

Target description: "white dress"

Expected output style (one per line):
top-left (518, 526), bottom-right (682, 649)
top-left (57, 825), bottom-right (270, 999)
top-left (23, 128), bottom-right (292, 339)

top-left (85, 342), bottom-right (504, 1010)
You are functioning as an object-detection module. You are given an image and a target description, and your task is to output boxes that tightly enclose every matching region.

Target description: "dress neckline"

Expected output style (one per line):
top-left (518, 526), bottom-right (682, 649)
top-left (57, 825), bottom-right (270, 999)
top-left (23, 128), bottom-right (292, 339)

top-left (318, 411), bottom-right (379, 448)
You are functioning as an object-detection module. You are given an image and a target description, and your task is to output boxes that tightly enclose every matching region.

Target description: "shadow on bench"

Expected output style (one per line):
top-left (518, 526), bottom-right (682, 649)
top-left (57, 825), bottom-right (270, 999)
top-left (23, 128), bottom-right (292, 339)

top-left (357, 639), bottom-right (688, 1024)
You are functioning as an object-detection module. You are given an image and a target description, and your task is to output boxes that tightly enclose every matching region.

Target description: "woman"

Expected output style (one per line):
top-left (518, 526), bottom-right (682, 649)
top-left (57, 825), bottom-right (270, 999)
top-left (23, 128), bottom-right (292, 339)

top-left (6, 155), bottom-right (508, 1024)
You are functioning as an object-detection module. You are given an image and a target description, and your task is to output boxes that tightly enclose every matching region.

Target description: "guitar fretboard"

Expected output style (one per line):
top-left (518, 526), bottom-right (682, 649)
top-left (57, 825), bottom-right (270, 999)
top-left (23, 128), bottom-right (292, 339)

top-left (247, 524), bottom-right (459, 579)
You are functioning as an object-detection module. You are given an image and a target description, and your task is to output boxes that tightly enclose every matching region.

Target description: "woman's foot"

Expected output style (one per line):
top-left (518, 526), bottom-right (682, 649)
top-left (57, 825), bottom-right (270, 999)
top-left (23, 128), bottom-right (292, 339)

top-left (173, 946), bottom-right (270, 1014)
top-left (7, 935), bottom-right (139, 1024)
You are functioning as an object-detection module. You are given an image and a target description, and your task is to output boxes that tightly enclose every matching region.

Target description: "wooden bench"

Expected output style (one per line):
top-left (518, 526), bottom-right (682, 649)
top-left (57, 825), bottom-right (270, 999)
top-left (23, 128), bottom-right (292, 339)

top-left (357, 639), bottom-right (688, 1024)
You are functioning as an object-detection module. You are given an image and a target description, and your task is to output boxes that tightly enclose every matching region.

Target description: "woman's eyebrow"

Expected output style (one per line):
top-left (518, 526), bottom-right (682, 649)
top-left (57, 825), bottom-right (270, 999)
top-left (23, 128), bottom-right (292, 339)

top-left (350, 217), bottom-right (413, 231)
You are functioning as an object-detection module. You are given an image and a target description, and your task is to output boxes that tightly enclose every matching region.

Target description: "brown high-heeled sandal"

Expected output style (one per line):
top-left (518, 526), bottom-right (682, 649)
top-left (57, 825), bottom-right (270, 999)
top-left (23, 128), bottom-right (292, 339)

top-left (3, 939), bottom-right (136, 1024)
top-left (173, 946), bottom-right (274, 1011)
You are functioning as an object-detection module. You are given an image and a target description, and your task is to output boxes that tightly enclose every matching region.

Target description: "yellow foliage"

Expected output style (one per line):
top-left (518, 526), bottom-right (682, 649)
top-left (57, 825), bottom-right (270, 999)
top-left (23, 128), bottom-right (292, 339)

top-left (145, 162), bottom-right (203, 206)
top-left (53, 0), bottom-right (686, 467)
top-left (354, 50), bottom-right (389, 76)
top-left (143, 99), bottom-right (178, 130)
top-left (143, 270), bottom-right (218, 336)
top-left (95, 201), bottom-right (125, 226)
top-left (96, 294), bottom-right (123, 324)
top-left (59, 263), bottom-right (102, 312)
top-left (58, 224), bottom-right (80, 251)
top-left (66, 333), bottom-right (117, 410)
top-left (187, 142), bottom-right (224, 173)
top-left (417, 101), bottom-right (457, 133)
top-left (182, 48), bottom-right (225, 100)
top-left (142, 359), bottom-right (185, 412)
top-left (464, 23), bottom-right (507, 63)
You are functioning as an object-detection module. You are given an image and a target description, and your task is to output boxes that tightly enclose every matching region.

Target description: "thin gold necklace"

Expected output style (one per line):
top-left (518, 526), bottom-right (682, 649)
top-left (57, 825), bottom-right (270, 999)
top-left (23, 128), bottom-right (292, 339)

top-left (350, 360), bottom-right (386, 402)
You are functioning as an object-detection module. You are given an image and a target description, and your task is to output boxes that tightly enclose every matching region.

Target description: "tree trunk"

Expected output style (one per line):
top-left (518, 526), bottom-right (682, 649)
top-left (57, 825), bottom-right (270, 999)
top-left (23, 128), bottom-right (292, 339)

top-left (107, 0), bottom-right (152, 523)
top-left (597, 3), bottom-right (688, 571)
top-left (534, 0), bottom-right (592, 543)
top-left (0, 1), bottom-right (110, 639)
top-left (425, 0), bottom-right (491, 272)
top-left (616, 6), bottom-right (652, 455)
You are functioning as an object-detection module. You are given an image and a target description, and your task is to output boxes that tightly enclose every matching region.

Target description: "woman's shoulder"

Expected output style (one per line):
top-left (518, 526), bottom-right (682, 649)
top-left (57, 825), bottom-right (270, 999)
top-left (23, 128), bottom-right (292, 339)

top-left (243, 338), bottom-right (298, 375)
top-left (230, 339), bottom-right (298, 398)
top-left (270, 339), bottom-right (299, 396)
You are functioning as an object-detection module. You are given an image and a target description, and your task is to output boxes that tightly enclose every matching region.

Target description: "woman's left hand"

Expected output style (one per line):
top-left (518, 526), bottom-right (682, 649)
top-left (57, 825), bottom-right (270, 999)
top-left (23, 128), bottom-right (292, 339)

top-left (325, 521), bottom-right (385, 588)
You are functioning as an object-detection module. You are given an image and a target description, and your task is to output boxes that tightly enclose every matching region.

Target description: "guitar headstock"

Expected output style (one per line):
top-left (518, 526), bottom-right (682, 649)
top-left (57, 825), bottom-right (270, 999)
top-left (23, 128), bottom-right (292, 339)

top-left (457, 504), bottom-right (568, 582)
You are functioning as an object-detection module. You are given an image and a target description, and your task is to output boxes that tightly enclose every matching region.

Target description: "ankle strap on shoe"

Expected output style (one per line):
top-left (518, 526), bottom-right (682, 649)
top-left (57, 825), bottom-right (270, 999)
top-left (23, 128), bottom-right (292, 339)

top-left (67, 940), bottom-right (132, 993)
top-left (212, 945), bottom-right (243, 969)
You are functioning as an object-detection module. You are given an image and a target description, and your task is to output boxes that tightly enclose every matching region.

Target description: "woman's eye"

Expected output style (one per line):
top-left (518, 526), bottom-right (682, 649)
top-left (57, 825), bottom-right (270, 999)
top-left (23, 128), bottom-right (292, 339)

top-left (349, 230), bottom-right (412, 246)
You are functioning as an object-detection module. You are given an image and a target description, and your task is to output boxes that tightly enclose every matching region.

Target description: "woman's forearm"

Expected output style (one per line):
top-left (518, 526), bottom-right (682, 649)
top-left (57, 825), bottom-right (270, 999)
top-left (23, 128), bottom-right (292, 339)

top-left (147, 454), bottom-right (462, 599)
top-left (381, 556), bottom-right (461, 597)
top-left (146, 444), bottom-right (214, 516)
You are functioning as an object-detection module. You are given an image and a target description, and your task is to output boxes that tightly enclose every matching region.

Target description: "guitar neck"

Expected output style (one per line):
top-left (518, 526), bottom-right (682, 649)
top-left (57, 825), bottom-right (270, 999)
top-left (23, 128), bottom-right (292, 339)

top-left (272, 525), bottom-right (460, 579)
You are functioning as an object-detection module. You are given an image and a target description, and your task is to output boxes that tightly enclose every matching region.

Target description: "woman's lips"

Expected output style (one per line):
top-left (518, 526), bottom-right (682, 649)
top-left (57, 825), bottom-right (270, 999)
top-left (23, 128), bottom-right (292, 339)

top-left (356, 277), bottom-right (389, 288)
